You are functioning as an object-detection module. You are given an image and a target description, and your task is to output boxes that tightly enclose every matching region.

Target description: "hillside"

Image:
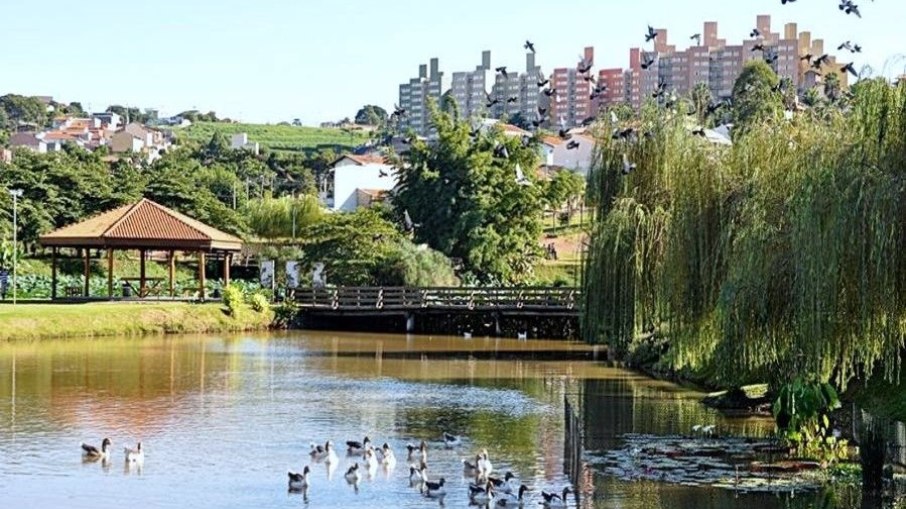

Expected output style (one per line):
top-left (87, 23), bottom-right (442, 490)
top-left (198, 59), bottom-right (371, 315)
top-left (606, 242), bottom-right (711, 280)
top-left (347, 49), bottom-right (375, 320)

top-left (173, 122), bottom-right (371, 153)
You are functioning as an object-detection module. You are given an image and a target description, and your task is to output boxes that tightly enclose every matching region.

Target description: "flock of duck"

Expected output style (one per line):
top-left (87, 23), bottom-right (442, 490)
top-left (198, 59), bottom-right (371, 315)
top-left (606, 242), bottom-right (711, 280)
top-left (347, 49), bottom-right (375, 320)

top-left (79, 438), bottom-right (144, 464)
top-left (290, 432), bottom-right (574, 507)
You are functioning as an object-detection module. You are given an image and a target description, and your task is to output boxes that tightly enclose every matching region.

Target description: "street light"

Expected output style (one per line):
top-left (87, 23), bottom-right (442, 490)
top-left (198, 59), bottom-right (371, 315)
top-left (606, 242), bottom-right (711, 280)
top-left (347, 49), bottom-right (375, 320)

top-left (8, 189), bottom-right (23, 304)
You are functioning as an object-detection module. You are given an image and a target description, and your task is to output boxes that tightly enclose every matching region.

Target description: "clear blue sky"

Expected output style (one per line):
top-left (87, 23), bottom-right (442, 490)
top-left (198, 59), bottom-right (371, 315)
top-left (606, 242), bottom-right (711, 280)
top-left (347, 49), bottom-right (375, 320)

top-left (2, 0), bottom-right (903, 125)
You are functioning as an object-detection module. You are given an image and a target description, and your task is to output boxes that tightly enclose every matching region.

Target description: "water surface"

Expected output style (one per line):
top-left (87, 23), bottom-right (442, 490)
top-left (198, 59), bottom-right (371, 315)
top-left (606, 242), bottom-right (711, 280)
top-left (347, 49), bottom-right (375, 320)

top-left (0, 332), bottom-right (826, 508)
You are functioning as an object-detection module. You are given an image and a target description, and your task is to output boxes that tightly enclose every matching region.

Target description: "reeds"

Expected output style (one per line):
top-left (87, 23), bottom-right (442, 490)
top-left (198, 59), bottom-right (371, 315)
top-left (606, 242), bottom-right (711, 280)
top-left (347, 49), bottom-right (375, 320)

top-left (582, 79), bottom-right (906, 389)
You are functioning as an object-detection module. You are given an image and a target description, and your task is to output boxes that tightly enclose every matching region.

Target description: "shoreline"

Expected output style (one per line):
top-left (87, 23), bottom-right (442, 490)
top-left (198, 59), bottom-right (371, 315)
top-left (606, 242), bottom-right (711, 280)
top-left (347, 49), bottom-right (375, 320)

top-left (0, 302), bottom-right (273, 342)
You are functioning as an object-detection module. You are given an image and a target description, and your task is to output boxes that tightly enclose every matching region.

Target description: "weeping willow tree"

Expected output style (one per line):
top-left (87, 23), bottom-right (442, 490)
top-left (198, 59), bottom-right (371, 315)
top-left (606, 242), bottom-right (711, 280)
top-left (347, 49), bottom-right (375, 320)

top-left (583, 79), bottom-right (906, 390)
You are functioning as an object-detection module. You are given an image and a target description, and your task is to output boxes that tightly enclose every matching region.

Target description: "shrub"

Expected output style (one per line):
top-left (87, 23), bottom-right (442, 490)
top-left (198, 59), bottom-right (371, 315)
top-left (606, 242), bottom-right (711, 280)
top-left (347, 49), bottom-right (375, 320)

top-left (222, 284), bottom-right (245, 316)
top-left (249, 293), bottom-right (270, 313)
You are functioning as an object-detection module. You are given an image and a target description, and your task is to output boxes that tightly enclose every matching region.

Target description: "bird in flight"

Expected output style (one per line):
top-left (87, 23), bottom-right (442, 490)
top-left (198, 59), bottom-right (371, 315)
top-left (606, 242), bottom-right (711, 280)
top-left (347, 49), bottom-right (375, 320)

top-left (690, 33), bottom-right (702, 46)
top-left (839, 1), bottom-right (861, 18)
top-left (841, 62), bottom-right (859, 77)
top-left (537, 77), bottom-right (550, 88)
top-left (485, 93), bottom-right (500, 108)
top-left (751, 43), bottom-right (765, 53)
top-left (641, 52), bottom-right (657, 70)
top-left (506, 96), bottom-right (519, 104)
top-left (566, 140), bottom-right (580, 150)
top-left (514, 163), bottom-right (531, 186)
top-left (750, 28), bottom-right (761, 38)
top-left (812, 54), bottom-right (830, 69)
top-left (524, 40), bottom-right (536, 53)
top-left (495, 66), bottom-right (509, 79)
top-left (543, 88), bottom-right (557, 97)
top-left (645, 25), bottom-right (658, 42)
top-left (577, 58), bottom-right (593, 74)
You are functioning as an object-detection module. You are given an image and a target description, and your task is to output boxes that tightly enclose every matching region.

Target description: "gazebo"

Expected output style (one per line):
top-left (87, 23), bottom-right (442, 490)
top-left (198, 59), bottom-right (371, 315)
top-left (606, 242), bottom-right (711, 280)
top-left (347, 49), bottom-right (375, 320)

top-left (39, 198), bottom-right (243, 300)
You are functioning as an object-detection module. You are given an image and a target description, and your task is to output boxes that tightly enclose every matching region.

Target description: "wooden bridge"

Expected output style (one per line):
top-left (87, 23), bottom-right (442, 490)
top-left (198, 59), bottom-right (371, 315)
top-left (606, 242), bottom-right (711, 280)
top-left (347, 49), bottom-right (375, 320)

top-left (291, 287), bottom-right (581, 338)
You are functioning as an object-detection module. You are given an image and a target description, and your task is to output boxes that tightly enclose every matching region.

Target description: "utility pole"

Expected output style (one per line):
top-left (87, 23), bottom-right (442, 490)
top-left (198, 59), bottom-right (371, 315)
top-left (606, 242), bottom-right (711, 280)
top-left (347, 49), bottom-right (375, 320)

top-left (8, 189), bottom-right (23, 305)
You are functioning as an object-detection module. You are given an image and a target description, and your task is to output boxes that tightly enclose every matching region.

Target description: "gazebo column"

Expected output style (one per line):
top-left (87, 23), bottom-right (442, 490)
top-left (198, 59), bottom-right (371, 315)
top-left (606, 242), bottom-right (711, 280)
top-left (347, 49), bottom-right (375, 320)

top-left (51, 247), bottom-right (58, 300)
top-left (139, 249), bottom-right (147, 298)
top-left (168, 251), bottom-right (176, 298)
top-left (107, 249), bottom-right (114, 300)
top-left (198, 251), bottom-right (206, 301)
top-left (222, 253), bottom-right (231, 288)
top-left (83, 249), bottom-right (90, 297)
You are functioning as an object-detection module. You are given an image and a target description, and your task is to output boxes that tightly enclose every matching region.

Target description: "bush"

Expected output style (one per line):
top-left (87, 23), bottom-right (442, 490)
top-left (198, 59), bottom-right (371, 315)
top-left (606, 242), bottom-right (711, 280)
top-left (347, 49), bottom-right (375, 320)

top-left (222, 284), bottom-right (245, 316)
top-left (249, 293), bottom-right (270, 313)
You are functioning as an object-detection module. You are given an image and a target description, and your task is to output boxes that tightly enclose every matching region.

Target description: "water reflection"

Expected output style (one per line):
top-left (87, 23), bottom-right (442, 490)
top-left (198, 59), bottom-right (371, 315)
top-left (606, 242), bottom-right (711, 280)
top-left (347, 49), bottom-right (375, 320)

top-left (0, 332), bottom-right (886, 509)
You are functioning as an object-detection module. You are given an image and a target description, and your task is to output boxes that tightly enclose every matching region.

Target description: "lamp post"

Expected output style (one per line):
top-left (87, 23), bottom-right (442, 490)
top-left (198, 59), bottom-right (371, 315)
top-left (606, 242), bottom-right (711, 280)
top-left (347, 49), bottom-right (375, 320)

top-left (8, 189), bottom-right (23, 304)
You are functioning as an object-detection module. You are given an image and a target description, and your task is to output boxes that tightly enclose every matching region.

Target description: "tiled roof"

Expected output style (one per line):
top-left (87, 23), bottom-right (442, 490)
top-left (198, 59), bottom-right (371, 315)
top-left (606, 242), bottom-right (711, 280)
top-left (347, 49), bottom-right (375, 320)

top-left (343, 153), bottom-right (389, 166)
top-left (40, 198), bottom-right (242, 251)
top-left (542, 136), bottom-right (563, 147)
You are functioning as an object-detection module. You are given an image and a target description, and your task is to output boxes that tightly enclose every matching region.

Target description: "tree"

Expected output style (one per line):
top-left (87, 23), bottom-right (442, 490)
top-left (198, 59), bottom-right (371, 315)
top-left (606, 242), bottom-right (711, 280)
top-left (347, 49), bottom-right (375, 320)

top-left (354, 105), bottom-right (388, 126)
top-left (205, 131), bottom-right (229, 158)
top-left (690, 82), bottom-right (713, 127)
top-left (778, 77), bottom-right (798, 110)
top-left (824, 72), bottom-right (842, 103)
top-left (544, 169), bottom-right (586, 221)
top-left (803, 87), bottom-right (823, 107)
top-left (0, 94), bottom-right (48, 129)
top-left (393, 100), bottom-right (545, 284)
top-left (731, 61), bottom-right (783, 134)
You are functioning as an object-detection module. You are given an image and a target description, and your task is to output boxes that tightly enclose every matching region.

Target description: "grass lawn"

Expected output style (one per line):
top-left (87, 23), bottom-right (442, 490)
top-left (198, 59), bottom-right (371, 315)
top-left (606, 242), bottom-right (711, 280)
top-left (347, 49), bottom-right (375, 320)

top-left (0, 303), bottom-right (273, 342)
top-left (173, 122), bottom-right (370, 153)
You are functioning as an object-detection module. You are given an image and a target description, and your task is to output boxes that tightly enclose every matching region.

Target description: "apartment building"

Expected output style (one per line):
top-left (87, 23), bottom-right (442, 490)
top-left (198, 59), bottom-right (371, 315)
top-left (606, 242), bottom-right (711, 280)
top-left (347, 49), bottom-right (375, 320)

top-left (550, 47), bottom-right (594, 128)
top-left (451, 51), bottom-right (492, 120)
top-left (489, 52), bottom-right (544, 124)
top-left (398, 58), bottom-right (443, 137)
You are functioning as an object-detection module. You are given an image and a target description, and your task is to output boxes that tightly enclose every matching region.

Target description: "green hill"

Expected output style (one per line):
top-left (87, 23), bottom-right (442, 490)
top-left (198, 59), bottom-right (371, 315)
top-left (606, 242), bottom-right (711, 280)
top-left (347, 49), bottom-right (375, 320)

top-left (173, 122), bottom-right (371, 154)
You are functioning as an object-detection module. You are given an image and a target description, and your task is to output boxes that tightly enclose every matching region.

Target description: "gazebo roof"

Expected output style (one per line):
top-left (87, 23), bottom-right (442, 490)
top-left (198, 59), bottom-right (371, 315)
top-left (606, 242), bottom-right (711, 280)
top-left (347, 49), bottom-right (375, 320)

top-left (39, 198), bottom-right (243, 252)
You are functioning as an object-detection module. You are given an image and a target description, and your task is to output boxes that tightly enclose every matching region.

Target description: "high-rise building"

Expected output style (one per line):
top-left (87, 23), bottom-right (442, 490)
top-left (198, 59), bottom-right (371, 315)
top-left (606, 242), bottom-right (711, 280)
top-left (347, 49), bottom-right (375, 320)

top-left (451, 51), bottom-right (492, 120)
top-left (489, 52), bottom-right (544, 124)
top-left (592, 68), bottom-right (626, 113)
top-left (550, 47), bottom-right (594, 128)
top-left (398, 58), bottom-right (443, 137)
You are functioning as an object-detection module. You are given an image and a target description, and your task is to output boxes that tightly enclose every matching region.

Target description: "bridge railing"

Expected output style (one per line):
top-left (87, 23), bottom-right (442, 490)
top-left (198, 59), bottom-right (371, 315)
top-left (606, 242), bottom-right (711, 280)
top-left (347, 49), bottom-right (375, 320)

top-left (292, 286), bottom-right (579, 311)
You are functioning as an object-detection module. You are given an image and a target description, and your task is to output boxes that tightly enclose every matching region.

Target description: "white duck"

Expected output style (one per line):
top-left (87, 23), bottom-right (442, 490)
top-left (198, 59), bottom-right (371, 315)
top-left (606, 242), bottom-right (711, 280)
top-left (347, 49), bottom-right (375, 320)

top-left (409, 463), bottom-right (428, 483)
top-left (363, 447), bottom-right (379, 473)
top-left (517, 331), bottom-right (528, 340)
top-left (406, 440), bottom-right (428, 464)
top-left (324, 440), bottom-right (339, 465)
top-left (287, 466), bottom-right (310, 491)
top-left (496, 484), bottom-right (530, 507)
top-left (541, 487), bottom-right (571, 508)
top-left (477, 449), bottom-right (494, 478)
top-left (123, 442), bottom-right (144, 463)
top-left (380, 443), bottom-right (396, 468)
top-left (442, 432), bottom-right (462, 449)
top-left (81, 438), bottom-right (111, 461)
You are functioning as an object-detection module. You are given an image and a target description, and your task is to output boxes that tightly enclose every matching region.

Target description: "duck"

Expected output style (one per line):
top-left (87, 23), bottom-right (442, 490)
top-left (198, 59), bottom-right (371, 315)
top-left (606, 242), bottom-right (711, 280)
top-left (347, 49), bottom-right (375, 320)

top-left (469, 481), bottom-right (496, 504)
top-left (309, 442), bottom-right (326, 461)
top-left (409, 462), bottom-right (428, 483)
top-left (380, 443), bottom-right (396, 468)
top-left (346, 436), bottom-right (371, 456)
top-left (488, 472), bottom-right (516, 495)
top-left (463, 454), bottom-right (481, 475)
top-left (81, 438), bottom-right (112, 460)
top-left (406, 440), bottom-right (428, 464)
top-left (363, 447), bottom-right (379, 471)
top-left (324, 440), bottom-right (339, 465)
top-left (496, 484), bottom-right (530, 507)
top-left (123, 442), bottom-right (144, 463)
top-left (517, 331), bottom-right (528, 340)
top-left (442, 431), bottom-right (462, 449)
top-left (541, 487), bottom-right (571, 508)
top-left (344, 463), bottom-right (361, 483)
top-left (463, 332), bottom-right (473, 339)
top-left (423, 477), bottom-right (446, 498)
top-left (477, 449), bottom-right (494, 478)
top-left (288, 466), bottom-right (310, 491)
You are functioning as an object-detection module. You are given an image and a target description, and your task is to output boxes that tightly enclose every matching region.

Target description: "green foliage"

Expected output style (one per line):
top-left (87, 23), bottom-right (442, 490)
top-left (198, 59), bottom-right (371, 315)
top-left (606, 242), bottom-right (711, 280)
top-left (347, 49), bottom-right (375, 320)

top-left (176, 110), bottom-right (220, 123)
top-left (774, 378), bottom-right (847, 465)
top-left (354, 105), bottom-right (388, 126)
top-left (544, 169), bottom-right (585, 212)
top-left (248, 292), bottom-right (270, 313)
top-left (582, 79), bottom-right (906, 392)
top-left (205, 131), bottom-right (229, 158)
top-left (173, 122), bottom-right (368, 154)
top-left (222, 284), bottom-right (246, 316)
top-left (731, 60), bottom-right (783, 133)
top-left (105, 105), bottom-right (152, 124)
top-left (243, 194), bottom-right (322, 239)
top-left (393, 101), bottom-right (544, 284)
top-left (0, 94), bottom-right (48, 129)
top-left (689, 82), bottom-right (713, 127)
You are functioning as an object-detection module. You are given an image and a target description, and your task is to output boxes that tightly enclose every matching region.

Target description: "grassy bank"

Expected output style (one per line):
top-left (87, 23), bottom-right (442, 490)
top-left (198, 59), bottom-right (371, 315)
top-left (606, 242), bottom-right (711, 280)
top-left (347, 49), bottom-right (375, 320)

top-left (173, 122), bottom-right (370, 153)
top-left (0, 303), bottom-right (273, 342)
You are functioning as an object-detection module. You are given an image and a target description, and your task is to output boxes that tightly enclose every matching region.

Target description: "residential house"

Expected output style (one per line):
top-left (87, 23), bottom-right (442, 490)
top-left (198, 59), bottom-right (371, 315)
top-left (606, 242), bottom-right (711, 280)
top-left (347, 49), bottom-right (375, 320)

top-left (230, 133), bottom-right (260, 155)
top-left (8, 132), bottom-right (48, 153)
top-left (109, 123), bottom-right (169, 162)
top-left (548, 134), bottom-right (596, 176)
top-left (110, 130), bottom-right (145, 154)
top-left (327, 154), bottom-right (397, 212)
top-left (91, 112), bottom-right (123, 129)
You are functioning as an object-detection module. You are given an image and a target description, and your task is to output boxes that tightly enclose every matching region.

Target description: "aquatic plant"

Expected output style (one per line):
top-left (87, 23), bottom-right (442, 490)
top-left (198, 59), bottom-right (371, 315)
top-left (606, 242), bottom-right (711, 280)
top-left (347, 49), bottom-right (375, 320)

top-left (582, 78), bottom-right (906, 391)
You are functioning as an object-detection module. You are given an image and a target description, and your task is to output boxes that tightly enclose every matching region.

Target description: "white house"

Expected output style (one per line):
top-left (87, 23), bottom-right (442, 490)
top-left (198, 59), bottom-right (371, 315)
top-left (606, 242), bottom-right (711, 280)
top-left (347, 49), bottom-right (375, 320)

top-left (230, 133), bottom-right (260, 155)
top-left (547, 134), bottom-right (596, 176)
top-left (328, 154), bottom-right (397, 212)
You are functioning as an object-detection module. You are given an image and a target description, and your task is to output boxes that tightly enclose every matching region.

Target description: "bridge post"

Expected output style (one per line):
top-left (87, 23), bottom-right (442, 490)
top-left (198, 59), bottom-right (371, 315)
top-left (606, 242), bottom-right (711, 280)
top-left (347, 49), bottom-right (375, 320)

top-left (494, 312), bottom-right (502, 337)
top-left (406, 312), bottom-right (415, 333)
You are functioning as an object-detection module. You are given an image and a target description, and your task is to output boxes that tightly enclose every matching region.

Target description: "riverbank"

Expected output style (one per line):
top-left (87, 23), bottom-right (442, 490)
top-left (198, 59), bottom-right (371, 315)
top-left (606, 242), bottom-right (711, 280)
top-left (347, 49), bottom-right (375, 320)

top-left (0, 303), bottom-right (273, 341)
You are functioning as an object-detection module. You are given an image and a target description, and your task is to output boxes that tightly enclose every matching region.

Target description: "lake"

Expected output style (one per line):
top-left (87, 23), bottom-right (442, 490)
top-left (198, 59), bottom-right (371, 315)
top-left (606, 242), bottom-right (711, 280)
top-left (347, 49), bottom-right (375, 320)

top-left (0, 332), bottom-right (843, 508)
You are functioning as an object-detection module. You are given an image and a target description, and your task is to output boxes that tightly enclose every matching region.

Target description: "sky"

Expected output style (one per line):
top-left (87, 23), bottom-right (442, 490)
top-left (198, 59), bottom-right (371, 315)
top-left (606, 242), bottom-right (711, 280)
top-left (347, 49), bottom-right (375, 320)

top-left (2, 0), bottom-right (904, 125)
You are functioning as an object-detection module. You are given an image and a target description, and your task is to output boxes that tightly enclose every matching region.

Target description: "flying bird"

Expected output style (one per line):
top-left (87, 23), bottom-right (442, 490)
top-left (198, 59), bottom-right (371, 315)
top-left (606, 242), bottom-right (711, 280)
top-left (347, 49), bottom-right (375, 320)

top-left (537, 77), bottom-right (550, 88)
top-left (690, 33), bottom-right (702, 46)
top-left (577, 58), bottom-right (593, 74)
top-left (494, 143), bottom-right (510, 159)
top-left (566, 140), bottom-right (580, 150)
top-left (839, 1), bottom-right (861, 18)
top-left (486, 92), bottom-right (500, 108)
top-left (507, 96), bottom-right (519, 104)
top-left (645, 25), bottom-right (658, 42)
top-left (841, 62), bottom-right (859, 77)
top-left (524, 40), bottom-right (536, 53)
top-left (495, 66), bottom-right (509, 79)
top-left (812, 54), bottom-right (830, 69)
top-left (622, 154), bottom-right (637, 175)
top-left (750, 28), bottom-right (761, 38)
top-left (800, 53), bottom-right (814, 62)
top-left (781, 0), bottom-right (797, 4)
top-left (393, 104), bottom-right (406, 117)
top-left (515, 164), bottom-right (531, 186)
top-left (543, 88), bottom-right (557, 97)
top-left (751, 43), bottom-right (765, 52)
top-left (641, 52), bottom-right (657, 70)
top-left (537, 106), bottom-right (547, 116)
